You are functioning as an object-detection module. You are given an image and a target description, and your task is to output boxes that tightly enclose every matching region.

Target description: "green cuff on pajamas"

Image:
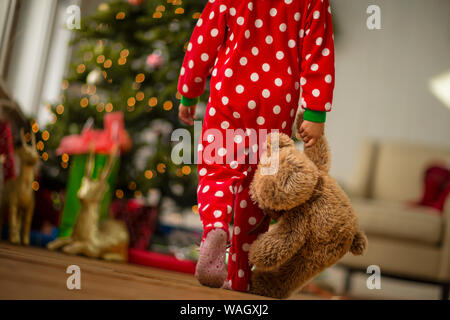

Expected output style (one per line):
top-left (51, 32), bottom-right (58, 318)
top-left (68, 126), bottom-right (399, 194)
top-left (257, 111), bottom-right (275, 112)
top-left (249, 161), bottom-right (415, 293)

top-left (303, 109), bottom-right (327, 123)
top-left (181, 96), bottom-right (199, 107)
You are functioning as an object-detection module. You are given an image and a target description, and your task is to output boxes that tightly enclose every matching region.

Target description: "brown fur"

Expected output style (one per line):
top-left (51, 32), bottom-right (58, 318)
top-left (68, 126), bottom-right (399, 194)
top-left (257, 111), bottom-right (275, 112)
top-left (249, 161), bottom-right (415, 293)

top-left (248, 116), bottom-right (367, 299)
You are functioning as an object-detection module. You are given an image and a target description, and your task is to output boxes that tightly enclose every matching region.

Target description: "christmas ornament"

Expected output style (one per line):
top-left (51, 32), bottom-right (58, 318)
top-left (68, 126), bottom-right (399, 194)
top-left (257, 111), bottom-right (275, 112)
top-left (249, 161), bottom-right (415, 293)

top-left (146, 51), bottom-right (164, 70)
top-left (98, 3), bottom-right (110, 12)
top-left (0, 129), bottom-right (39, 245)
top-left (128, 0), bottom-right (144, 6)
top-left (47, 148), bottom-right (130, 262)
top-left (86, 68), bottom-right (104, 85)
top-left (169, 21), bottom-right (180, 32)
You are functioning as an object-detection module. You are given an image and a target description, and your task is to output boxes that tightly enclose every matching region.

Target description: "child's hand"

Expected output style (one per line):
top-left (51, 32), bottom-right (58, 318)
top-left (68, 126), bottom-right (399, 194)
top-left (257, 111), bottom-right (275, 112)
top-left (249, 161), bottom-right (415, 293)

top-left (178, 103), bottom-right (197, 126)
top-left (298, 120), bottom-right (325, 148)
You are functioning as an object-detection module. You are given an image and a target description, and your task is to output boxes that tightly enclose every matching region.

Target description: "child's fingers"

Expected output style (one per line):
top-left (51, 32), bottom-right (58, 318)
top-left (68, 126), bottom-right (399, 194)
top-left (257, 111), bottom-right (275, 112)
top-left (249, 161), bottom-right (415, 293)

top-left (178, 108), bottom-right (186, 122)
top-left (299, 127), bottom-right (307, 137)
top-left (189, 105), bottom-right (197, 119)
top-left (179, 108), bottom-right (194, 126)
top-left (302, 135), bottom-right (311, 144)
top-left (305, 138), bottom-right (316, 148)
top-left (299, 122), bottom-right (306, 134)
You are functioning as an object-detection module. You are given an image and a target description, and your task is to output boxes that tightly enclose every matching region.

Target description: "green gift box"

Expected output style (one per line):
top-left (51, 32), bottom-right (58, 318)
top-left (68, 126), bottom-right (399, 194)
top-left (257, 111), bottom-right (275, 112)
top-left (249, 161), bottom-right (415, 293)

top-left (55, 112), bottom-right (131, 238)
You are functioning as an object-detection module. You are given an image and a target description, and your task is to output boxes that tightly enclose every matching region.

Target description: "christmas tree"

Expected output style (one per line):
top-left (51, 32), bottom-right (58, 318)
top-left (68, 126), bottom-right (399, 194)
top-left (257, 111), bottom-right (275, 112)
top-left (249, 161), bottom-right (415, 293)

top-left (40, 0), bottom-right (208, 210)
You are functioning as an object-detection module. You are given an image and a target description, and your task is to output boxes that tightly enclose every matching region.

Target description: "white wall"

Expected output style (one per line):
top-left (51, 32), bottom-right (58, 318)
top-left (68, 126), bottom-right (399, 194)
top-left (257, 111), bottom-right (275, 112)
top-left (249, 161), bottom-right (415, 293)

top-left (328, 0), bottom-right (450, 183)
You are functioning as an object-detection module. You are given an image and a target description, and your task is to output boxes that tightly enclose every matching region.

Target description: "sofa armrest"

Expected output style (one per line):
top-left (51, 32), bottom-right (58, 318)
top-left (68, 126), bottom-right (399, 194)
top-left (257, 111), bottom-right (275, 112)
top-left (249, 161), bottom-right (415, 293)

top-left (346, 140), bottom-right (378, 199)
top-left (438, 197), bottom-right (450, 282)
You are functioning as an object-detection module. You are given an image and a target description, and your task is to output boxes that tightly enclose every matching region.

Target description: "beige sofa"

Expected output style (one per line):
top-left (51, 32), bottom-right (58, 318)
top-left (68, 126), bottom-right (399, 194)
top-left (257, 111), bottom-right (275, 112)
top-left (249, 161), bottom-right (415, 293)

top-left (338, 139), bottom-right (450, 299)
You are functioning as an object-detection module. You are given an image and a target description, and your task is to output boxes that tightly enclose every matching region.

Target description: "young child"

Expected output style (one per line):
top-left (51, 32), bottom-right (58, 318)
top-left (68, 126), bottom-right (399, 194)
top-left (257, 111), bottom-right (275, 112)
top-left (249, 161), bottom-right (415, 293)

top-left (178, 0), bottom-right (335, 292)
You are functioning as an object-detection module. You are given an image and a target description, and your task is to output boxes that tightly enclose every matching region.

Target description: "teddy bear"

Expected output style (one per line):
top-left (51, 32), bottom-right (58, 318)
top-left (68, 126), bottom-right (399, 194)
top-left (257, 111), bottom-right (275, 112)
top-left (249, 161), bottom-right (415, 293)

top-left (247, 114), bottom-right (367, 299)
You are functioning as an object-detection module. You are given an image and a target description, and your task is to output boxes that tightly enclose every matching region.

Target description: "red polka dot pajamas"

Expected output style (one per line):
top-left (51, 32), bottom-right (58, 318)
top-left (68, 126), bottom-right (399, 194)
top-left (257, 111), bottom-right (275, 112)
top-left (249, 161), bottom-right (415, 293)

top-left (178, 0), bottom-right (335, 292)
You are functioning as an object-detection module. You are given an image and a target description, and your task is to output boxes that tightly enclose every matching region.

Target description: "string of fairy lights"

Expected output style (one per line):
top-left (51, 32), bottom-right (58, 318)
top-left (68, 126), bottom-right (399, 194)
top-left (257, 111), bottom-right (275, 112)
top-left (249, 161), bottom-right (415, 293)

top-left (30, 0), bottom-right (201, 214)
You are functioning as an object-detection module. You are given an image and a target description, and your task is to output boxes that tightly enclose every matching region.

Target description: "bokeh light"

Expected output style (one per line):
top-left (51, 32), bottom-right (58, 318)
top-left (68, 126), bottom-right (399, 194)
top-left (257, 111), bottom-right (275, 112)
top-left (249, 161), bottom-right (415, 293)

top-left (32, 181), bottom-right (39, 191)
top-left (80, 97), bottom-right (89, 108)
top-left (157, 163), bottom-right (166, 173)
top-left (136, 73), bottom-right (145, 83)
top-left (145, 170), bottom-right (153, 179)
top-left (163, 101), bottom-right (173, 111)
top-left (148, 97), bottom-right (158, 107)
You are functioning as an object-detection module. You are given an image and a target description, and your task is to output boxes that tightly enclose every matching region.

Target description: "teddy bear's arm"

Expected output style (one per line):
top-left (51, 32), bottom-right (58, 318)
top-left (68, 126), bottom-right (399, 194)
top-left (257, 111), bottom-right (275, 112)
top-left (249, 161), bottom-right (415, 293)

top-left (304, 135), bottom-right (331, 173)
top-left (295, 112), bottom-right (331, 173)
top-left (249, 210), bottom-right (306, 271)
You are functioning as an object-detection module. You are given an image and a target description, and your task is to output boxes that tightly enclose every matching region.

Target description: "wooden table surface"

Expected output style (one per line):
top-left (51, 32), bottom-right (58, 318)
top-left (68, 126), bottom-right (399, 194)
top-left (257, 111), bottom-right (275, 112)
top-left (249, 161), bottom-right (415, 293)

top-left (0, 242), bottom-right (318, 300)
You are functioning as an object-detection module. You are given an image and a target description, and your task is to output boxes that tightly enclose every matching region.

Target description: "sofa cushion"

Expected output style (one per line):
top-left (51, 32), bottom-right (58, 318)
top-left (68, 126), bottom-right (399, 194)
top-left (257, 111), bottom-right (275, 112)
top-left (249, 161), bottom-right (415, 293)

top-left (371, 141), bottom-right (450, 203)
top-left (352, 199), bottom-right (443, 246)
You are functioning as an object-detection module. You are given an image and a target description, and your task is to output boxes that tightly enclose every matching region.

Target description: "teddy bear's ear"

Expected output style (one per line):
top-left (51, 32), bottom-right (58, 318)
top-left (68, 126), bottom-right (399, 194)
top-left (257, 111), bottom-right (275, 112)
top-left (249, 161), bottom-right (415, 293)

top-left (266, 132), bottom-right (294, 156)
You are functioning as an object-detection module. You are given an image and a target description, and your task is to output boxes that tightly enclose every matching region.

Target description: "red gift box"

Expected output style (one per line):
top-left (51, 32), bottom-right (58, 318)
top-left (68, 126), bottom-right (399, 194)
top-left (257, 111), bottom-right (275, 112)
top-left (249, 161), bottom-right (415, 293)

top-left (128, 249), bottom-right (196, 275)
top-left (110, 199), bottom-right (158, 250)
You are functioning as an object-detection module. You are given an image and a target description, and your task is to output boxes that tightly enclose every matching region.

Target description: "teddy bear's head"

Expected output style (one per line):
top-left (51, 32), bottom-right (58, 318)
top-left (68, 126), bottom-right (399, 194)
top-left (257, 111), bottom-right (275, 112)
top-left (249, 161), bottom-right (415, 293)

top-left (249, 132), bottom-right (320, 212)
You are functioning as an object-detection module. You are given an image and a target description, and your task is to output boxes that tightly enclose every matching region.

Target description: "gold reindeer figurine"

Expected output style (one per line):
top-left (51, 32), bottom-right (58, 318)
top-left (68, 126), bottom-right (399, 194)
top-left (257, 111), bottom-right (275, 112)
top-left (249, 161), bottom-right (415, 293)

top-left (0, 129), bottom-right (39, 245)
top-left (47, 148), bottom-right (129, 262)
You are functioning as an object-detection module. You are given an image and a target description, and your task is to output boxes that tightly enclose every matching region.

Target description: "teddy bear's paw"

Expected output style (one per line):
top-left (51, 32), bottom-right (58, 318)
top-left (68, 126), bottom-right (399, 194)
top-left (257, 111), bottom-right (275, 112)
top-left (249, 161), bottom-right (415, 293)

top-left (250, 272), bottom-right (291, 299)
top-left (195, 229), bottom-right (228, 288)
top-left (249, 239), bottom-right (283, 271)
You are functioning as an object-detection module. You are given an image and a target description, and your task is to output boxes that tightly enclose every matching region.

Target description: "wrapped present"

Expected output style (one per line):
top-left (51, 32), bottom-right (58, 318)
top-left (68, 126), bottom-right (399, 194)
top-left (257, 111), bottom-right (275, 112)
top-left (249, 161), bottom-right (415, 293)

top-left (110, 198), bottom-right (158, 250)
top-left (57, 112), bottom-right (131, 238)
top-left (0, 121), bottom-right (15, 183)
top-left (32, 185), bottom-right (63, 232)
top-left (57, 112), bottom-right (132, 155)
top-left (128, 249), bottom-right (196, 275)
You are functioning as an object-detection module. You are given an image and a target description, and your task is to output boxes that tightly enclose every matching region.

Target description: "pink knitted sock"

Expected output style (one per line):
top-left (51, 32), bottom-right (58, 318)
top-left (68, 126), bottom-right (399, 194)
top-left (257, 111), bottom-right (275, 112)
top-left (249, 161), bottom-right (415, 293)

top-left (195, 229), bottom-right (228, 288)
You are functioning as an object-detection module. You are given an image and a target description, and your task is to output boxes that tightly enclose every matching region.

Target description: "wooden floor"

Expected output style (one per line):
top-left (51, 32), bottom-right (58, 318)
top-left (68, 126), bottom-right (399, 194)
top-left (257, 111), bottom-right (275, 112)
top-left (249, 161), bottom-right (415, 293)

top-left (0, 242), bottom-right (318, 300)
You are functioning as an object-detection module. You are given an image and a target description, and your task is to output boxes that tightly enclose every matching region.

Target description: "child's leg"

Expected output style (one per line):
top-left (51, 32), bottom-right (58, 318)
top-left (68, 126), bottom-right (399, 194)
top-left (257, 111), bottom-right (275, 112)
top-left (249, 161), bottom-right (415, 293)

top-left (196, 163), bottom-right (237, 287)
top-left (225, 172), bottom-right (270, 292)
top-left (197, 164), bottom-right (237, 241)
